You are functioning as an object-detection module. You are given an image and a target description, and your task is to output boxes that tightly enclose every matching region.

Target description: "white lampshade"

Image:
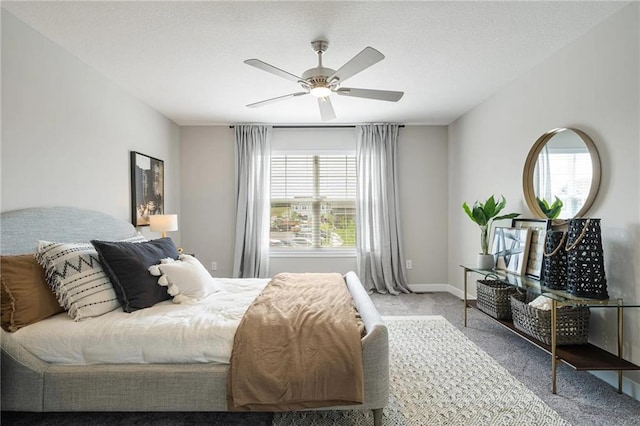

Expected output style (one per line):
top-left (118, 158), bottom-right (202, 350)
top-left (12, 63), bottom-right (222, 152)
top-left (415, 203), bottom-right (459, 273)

top-left (150, 214), bottom-right (178, 237)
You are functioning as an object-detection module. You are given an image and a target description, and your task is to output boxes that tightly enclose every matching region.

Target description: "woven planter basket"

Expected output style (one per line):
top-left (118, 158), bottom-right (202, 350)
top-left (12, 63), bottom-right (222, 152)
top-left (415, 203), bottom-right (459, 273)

top-left (510, 292), bottom-right (590, 345)
top-left (476, 280), bottom-right (517, 320)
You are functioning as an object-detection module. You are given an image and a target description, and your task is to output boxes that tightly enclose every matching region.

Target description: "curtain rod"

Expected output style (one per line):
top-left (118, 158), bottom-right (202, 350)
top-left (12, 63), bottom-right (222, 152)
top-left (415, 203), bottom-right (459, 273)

top-left (228, 125), bottom-right (405, 129)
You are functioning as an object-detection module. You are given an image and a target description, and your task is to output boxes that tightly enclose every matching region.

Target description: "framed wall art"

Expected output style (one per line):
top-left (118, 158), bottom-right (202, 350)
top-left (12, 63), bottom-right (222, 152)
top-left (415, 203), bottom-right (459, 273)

top-left (512, 218), bottom-right (551, 280)
top-left (492, 226), bottom-right (531, 275)
top-left (130, 151), bottom-right (164, 226)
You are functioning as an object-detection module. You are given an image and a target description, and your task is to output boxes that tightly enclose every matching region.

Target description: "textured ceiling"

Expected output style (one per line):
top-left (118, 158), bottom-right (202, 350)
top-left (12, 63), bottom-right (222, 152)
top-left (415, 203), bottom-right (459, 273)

top-left (2, 1), bottom-right (628, 125)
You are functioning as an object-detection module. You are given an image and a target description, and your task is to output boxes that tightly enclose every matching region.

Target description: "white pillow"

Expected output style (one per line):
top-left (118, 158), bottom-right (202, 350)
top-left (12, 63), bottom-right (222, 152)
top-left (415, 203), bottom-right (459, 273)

top-left (148, 255), bottom-right (221, 303)
top-left (528, 295), bottom-right (553, 310)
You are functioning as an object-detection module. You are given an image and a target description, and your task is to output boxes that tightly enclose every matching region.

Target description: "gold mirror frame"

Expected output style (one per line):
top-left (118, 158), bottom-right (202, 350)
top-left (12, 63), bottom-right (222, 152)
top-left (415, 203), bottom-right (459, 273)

top-left (522, 128), bottom-right (602, 224)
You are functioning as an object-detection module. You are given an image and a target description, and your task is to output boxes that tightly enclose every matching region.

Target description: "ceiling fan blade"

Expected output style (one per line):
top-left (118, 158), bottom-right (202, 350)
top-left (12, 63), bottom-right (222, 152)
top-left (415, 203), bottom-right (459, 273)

top-left (244, 59), bottom-right (303, 83)
top-left (336, 87), bottom-right (404, 102)
top-left (327, 47), bottom-right (384, 83)
top-left (247, 92), bottom-right (308, 108)
top-left (318, 97), bottom-right (336, 121)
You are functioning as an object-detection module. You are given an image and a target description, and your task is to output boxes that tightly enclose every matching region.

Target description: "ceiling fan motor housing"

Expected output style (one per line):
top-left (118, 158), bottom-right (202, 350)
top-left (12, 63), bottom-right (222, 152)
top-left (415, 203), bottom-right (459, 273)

top-left (301, 67), bottom-right (337, 91)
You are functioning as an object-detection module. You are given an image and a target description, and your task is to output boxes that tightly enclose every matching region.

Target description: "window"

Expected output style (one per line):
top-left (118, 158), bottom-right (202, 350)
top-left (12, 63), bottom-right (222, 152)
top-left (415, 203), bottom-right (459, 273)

top-left (534, 147), bottom-right (592, 218)
top-left (270, 154), bottom-right (356, 250)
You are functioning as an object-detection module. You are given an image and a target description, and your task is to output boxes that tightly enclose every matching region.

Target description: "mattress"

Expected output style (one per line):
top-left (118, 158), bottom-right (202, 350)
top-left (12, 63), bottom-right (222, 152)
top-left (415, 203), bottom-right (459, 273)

top-left (11, 277), bottom-right (268, 365)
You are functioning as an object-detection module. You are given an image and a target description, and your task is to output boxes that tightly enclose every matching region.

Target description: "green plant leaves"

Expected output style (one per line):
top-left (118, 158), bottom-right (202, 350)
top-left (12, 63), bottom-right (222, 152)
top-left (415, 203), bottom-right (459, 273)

top-left (462, 195), bottom-right (518, 226)
top-left (484, 195), bottom-right (497, 219)
top-left (536, 196), bottom-right (563, 219)
top-left (494, 213), bottom-right (521, 221)
top-left (463, 202), bottom-right (483, 225)
top-left (462, 195), bottom-right (521, 253)
top-left (463, 201), bottom-right (489, 226)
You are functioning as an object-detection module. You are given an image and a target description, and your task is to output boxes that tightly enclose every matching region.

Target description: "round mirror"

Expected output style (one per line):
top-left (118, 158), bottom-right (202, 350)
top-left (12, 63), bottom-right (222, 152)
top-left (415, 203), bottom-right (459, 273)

top-left (523, 128), bottom-right (601, 222)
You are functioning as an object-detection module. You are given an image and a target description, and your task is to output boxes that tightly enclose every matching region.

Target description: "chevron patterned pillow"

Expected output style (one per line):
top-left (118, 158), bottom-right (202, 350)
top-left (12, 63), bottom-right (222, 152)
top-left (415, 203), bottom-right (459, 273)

top-left (36, 241), bottom-right (122, 320)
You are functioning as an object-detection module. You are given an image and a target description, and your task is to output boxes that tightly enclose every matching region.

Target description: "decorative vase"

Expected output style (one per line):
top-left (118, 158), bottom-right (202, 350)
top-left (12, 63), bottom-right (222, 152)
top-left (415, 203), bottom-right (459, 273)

top-left (477, 254), bottom-right (495, 270)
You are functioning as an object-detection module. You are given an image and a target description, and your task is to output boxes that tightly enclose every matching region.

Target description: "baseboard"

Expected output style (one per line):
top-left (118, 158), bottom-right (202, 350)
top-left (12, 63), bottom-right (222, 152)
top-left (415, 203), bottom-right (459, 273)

top-left (408, 283), bottom-right (475, 300)
top-left (590, 371), bottom-right (640, 400)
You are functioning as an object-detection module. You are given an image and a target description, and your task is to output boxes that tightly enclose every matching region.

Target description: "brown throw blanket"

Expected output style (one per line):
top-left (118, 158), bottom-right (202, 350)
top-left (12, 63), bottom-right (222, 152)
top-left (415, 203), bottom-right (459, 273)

top-left (227, 272), bottom-right (364, 411)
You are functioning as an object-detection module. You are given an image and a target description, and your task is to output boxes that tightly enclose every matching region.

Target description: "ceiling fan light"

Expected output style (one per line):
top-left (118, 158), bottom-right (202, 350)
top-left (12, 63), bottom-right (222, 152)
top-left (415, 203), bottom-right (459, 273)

top-left (310, 86), bottom-right (332, 98)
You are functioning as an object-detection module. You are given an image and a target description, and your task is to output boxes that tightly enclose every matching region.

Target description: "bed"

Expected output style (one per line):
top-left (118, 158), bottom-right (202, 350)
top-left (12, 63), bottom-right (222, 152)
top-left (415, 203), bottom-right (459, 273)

top-left (0, 207), bottom-right (388, 425)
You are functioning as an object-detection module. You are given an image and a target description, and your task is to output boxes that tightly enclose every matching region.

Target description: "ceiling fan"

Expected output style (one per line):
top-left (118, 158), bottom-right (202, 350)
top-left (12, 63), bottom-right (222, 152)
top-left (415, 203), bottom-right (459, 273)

top-left (244, 40), bottom-right (404, 121)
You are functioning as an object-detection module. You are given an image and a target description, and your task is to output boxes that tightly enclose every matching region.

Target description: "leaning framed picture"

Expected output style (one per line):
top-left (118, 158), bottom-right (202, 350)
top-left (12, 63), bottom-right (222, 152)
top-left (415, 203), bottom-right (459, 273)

top-left (130, 151), bottom-right (164, 226)
top-left (512, 218), bottom-right (551, 280)
top-left (492, 227), bottom-right (531, 275)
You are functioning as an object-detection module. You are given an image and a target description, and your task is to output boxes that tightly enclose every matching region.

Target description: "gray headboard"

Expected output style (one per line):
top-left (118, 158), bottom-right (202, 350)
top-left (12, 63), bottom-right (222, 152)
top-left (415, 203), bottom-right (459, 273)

top-left (1, 207), bottom-right (138, 255)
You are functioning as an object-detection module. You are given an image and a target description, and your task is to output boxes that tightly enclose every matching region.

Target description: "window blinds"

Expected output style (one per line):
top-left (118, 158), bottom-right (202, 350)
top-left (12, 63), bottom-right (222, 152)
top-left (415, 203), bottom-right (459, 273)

top-left (271, 155), bottom-right (356, 200)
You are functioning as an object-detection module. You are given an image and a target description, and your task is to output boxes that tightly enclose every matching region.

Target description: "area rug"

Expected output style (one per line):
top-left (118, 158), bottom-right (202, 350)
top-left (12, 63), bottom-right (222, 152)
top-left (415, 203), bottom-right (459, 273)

top-left (273, 315), bottom-right (570, 426)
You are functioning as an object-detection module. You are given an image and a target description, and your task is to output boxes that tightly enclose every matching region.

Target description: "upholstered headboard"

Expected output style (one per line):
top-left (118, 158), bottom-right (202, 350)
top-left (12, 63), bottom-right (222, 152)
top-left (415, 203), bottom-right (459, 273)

top-left (1, 207), bottom-right (138, 255)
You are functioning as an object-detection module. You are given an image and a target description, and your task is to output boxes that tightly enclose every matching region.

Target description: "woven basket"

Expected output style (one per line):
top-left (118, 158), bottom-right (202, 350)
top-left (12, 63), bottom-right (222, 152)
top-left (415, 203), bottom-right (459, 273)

top-left (510, 292), bottom-right (590, 345)
top-left (542, 230), bottom-right (567, 290)
top-left (476, 280), bottom-right (517, 320)
top-left (566, 218), bottom-right (609, 299)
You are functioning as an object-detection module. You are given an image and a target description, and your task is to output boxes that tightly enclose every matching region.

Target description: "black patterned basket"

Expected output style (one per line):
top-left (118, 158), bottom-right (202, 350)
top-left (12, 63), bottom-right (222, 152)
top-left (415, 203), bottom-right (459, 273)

top-left (476, 280), bottom-right (517, 320)
top-left (510, 291), bottom-right (590, 345)
top-left (542, 230), bottom-right (567, 290)
top-left (565, 218), bottom-right (608, 299)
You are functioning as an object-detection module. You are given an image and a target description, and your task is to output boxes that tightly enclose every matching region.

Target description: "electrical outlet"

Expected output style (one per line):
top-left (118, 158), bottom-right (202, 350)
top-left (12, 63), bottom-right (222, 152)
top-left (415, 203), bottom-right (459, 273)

top-left (406, 260), bottom-right (413, 270)
top-left (211, 261), bottom-right (217, 271)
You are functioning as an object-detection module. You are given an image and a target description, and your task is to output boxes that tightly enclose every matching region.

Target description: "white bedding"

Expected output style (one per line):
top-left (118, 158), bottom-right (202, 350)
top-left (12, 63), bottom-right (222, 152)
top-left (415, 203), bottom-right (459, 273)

top-left (12, 278), bottom-right (268, 365)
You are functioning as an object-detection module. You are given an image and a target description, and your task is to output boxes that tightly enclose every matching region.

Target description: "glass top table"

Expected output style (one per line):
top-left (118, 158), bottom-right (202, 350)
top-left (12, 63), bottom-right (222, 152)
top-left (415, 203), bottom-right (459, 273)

top-left (460, 264), bottom-right (639, 394)
top-left (461, 265), bottom-right (639, 308)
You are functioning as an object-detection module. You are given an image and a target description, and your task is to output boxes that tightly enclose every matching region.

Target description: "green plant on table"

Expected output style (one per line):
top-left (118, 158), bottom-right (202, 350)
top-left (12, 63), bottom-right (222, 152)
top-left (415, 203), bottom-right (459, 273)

top-left (462, 195), bottom-right (520, 255)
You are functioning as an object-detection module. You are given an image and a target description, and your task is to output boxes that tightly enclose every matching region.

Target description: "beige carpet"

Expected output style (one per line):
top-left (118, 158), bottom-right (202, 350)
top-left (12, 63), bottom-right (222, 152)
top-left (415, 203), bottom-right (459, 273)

top-left (273, 315), bottom-right (570, 426)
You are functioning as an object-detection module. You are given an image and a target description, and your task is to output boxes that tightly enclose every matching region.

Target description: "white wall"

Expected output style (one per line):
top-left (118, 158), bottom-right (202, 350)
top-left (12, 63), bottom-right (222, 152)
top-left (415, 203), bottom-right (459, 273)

top-left (448, 3), bottom-right (639, 396)
top-left (179, 126), bottom-right (236, 276)
top-left (398, 126), bottom-right (449, 288)
top-left (180, 125), bottom-right (448, 285)
top-left (1, 11), bottom-right (181, 241)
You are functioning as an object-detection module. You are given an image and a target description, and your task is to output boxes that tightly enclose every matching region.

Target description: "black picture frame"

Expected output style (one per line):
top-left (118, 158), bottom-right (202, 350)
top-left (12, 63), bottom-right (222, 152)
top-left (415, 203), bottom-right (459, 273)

top-left (130, 151), bottom-right (164, 226)
top-left (511, 218), bottom-right (551, 280)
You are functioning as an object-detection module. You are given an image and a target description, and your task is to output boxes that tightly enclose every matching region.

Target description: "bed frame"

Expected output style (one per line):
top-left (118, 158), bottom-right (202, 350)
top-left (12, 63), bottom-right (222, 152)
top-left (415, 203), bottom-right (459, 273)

top-left (0, 207), bottom-right (388, 425)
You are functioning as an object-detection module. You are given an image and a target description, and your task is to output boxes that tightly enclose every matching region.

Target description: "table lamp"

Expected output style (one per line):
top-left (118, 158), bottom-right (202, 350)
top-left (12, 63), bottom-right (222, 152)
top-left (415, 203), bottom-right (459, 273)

top-left (149, 214), bottom-right (178, 238)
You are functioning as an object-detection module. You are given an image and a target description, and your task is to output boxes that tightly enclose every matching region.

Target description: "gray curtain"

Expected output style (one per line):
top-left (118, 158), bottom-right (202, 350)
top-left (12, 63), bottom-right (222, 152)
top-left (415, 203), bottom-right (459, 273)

top-left (232, 125), bottom-right (272, 278)
top-left (355, 124), bottom-right (410, 295)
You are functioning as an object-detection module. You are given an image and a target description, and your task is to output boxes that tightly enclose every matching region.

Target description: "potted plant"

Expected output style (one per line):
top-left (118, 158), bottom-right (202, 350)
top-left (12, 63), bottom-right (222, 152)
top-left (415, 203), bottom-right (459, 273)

top-left (462, 195), bottom-right (520, 269)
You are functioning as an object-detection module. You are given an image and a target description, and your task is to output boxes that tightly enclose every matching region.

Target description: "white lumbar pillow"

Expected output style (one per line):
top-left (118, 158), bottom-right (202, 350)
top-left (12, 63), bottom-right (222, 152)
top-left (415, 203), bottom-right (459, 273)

top-left (528, 295), bottom-right (553, 311)
top-left (149, 255), bottom-right (221, 303)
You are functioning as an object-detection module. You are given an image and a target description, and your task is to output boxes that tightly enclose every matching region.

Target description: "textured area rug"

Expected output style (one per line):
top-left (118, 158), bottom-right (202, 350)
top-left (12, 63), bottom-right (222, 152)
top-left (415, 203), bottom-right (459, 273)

top-left (273, 315), bottom-right (570, 426)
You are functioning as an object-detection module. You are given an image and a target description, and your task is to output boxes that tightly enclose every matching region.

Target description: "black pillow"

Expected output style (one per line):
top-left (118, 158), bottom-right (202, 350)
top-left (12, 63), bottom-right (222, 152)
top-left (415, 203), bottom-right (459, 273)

top-left (91, 238), bottom-right (179, 312)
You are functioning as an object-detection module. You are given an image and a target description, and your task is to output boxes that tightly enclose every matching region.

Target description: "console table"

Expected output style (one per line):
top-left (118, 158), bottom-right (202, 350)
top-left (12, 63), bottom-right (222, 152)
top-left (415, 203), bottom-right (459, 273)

top-left (461, 265), bottom-right (639, 394)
